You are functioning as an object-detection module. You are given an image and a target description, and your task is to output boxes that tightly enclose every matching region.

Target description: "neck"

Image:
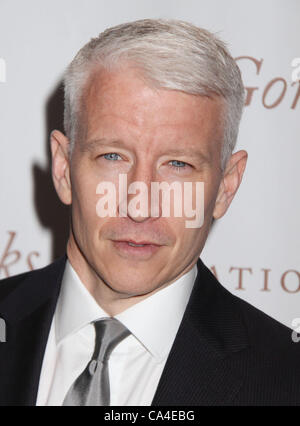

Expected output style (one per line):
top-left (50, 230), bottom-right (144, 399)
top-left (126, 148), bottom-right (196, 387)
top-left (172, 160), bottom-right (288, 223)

top-left (66, 234), bottom-right (177, 316)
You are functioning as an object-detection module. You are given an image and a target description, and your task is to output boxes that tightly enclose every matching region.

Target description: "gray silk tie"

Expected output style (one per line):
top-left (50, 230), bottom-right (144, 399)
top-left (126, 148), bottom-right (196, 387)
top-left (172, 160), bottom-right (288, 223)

top-left (63, 318), bottom-right (130, 406)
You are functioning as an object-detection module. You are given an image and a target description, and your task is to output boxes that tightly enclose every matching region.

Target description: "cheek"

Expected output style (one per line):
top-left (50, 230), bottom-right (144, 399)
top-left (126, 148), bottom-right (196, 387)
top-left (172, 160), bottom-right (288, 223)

top-left (202, 172), bottom-right (221, 213)
top-left (70, 174), bottom-right (100, 234)
top-left (168, 180), bottom-right (217, 249)
top-left (169, 221), bottom-right (205, 266)
top-left (73, 184), bottom-right (97, 216)
top-left (164, 217), bottom-right (197, 247)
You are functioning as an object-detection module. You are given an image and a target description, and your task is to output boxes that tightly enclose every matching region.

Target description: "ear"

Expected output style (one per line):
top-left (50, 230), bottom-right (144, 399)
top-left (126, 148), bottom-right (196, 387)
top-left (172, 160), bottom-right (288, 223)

top-left (213, 150), bottom-right (248, 220)
top-left (50, 130), bottom-right (72, 205)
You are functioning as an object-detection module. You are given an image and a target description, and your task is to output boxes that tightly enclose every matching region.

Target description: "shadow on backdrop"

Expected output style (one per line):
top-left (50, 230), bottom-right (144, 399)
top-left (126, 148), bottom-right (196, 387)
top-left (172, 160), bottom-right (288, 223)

top-left (33, 81), bottom-right (70, 262)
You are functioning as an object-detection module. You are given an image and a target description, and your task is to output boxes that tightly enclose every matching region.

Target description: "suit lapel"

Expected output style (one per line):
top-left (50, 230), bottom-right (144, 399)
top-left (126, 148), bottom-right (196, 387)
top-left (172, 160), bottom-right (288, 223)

top-left (0, 256), bottom-right (66, 406)
top-left (152, 259), bottom-right (250, 405)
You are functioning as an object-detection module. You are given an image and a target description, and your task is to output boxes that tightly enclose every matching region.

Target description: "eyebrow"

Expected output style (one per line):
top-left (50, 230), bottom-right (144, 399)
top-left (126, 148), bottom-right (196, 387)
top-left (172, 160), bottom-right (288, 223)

top-left (80, 138), bottom-right (124, 152)
top-left (163, 148), bottom-right (211, 164)
top-left (82, 138), bottom-right (212, 164)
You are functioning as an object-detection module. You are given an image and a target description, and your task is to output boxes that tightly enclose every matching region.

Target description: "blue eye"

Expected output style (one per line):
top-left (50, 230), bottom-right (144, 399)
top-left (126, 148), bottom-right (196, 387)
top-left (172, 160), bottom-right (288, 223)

top-left (103, 153), bottom-right (122, 161)
top-left (169, 160), bottom-right (187, 168)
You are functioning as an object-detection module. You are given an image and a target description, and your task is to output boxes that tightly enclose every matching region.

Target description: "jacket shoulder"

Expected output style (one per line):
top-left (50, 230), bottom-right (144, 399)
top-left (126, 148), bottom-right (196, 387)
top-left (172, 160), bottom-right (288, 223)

top-left (0, 256), bottom-right (67, 301)
top-left (231, 290), bottom-right (295, 348)
top-left (199, 260), bottom-right (300, 370)
top-left (200, 261), bottom-right (295, 347)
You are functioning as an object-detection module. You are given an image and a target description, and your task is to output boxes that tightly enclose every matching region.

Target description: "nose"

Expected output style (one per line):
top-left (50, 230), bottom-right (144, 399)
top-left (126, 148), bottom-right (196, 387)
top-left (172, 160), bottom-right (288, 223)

top-left (118, 163), bottom-right (155, 223)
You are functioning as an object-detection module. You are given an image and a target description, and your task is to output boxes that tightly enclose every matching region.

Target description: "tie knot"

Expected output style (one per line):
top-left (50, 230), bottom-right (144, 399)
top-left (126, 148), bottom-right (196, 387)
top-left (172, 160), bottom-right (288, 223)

top-left (93, 318), bottom-right (130, 362)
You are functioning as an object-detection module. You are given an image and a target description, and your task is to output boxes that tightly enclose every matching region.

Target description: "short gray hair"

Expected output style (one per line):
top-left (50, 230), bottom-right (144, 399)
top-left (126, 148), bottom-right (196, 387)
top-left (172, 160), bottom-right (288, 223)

top-left (63, 19), bottom-right (245, 170)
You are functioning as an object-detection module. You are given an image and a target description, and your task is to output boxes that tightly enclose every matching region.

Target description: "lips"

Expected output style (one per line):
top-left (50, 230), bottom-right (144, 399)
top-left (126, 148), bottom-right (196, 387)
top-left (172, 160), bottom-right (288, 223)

top-left (111, 239), bottom-right (162, 259)
top-left (127, 242), bottom-right (147, 247)
top-left (116, 239), bottom-right (161, 247)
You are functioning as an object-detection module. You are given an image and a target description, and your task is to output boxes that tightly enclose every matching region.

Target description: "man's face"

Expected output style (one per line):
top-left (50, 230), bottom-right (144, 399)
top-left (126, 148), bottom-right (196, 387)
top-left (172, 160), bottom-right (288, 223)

top-left (62, 67), bottom-right (227, 296)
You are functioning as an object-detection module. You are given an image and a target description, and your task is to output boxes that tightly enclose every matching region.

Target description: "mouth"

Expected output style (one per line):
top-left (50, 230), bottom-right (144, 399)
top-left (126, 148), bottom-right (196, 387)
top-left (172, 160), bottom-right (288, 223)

top-left (111, 239), bottom-right (162, 259)
top-left (118, 239), bottom-right (161, 246)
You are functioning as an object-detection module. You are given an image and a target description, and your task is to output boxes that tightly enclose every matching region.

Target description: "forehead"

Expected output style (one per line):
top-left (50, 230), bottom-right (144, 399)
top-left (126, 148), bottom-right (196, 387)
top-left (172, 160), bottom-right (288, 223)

top-left (81, 66), bottom-right (224, 149)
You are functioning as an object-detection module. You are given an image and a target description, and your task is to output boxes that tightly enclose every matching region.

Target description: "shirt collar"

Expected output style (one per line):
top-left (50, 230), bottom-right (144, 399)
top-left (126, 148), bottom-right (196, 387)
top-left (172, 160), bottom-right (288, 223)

top-left (55, 261), bottom-right (109, 343)
top-left (115, 266), bottom-right (197, 362)
top-left (55, 260), bottom-right (197, 363)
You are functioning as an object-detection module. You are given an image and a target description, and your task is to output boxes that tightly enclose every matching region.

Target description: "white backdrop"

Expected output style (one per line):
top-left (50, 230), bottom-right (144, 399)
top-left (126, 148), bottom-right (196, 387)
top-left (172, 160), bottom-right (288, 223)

top-left (0, 0), bottom-right (299, 328)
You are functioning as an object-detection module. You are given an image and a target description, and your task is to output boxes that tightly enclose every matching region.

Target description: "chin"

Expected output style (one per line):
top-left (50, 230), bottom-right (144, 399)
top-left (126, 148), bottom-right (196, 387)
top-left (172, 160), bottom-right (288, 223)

top-left (103, 273), bottom-right (161, 298)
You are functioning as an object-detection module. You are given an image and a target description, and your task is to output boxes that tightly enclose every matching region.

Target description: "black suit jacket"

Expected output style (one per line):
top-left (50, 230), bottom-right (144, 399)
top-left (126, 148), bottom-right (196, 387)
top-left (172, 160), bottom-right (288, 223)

top-left (0, 256), bottom-right (300, 406)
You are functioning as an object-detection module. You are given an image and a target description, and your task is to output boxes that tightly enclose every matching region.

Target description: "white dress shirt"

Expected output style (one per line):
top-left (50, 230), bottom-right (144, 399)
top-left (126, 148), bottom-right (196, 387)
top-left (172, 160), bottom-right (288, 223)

top-left (36, 260), bottom-right (197, 406)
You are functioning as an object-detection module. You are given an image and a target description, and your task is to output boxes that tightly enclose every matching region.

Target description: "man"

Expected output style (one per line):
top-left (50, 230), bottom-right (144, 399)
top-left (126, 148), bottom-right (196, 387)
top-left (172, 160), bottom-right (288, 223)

top-left (0, 19), bottom-right (299, 406)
